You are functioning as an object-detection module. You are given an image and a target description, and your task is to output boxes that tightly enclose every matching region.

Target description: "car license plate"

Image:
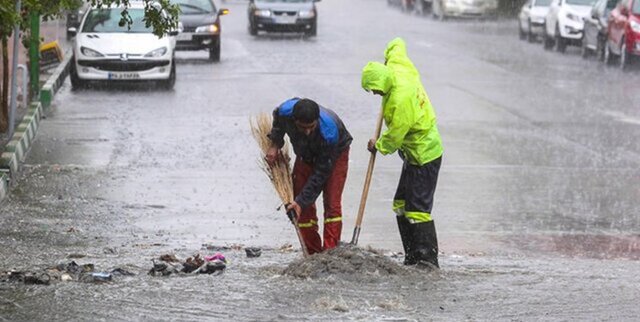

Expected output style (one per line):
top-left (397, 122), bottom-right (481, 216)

top-left (176, 32), bottom-right (193, 41)
top-left (274, 16), bottom-right (296, 24)
top-left (108, 72), bottom-right (140, 80)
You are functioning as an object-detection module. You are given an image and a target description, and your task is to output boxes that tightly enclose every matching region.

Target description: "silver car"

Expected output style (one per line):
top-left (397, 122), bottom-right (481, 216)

top-left (431, 0), bottom-right (498, 20)
top-left (519, 0), bottom-right (552, 42)
top-left (68, 3), bottom-right (178, 89)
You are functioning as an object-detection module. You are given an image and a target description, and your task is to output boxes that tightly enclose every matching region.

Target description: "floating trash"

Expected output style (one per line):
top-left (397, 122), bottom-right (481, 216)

top-left (245, 247), bottom-right (262, 258)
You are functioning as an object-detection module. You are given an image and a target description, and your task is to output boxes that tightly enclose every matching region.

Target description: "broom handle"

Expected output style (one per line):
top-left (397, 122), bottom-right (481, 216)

top-left (351, 107), bottom-right (384, 245)
top-left (288, 209), bottom-right (309, 257)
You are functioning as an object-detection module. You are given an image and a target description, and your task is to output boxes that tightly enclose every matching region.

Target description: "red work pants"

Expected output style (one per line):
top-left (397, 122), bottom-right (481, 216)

top-left (293, 148), bottom-right (349, 255)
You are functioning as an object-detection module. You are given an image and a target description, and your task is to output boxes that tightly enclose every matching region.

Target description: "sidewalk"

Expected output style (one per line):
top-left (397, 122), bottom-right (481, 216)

top-left (1, 19), bottom-right (71, 200)
top-left (0, 18), bottom-right (71, 149)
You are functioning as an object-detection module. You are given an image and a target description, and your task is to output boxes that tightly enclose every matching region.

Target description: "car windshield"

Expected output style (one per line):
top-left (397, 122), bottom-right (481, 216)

top-left (633, 0), bottom-right (640, 14)
top-left (82, 8), bottom-right (152, 33)
top-left (255, 0), bottom-right (313, 3)
top-left (565, 0), bottom-right (595, 5)
top-left (606, 0), bottom-right (618, 9)
top-left (172, 0), bottom-right (214, 14)
top-left (534, 0), bottom-right (552, 6)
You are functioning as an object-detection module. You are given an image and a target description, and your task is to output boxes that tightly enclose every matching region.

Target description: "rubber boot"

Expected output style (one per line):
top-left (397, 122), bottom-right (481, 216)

top-left (396, 216), bottom-right (416, 265)
top-left (410, 220), bottom-right (439, 269)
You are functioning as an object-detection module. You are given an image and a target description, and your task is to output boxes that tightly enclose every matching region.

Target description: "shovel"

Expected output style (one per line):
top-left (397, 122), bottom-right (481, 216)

top-left (350, 107), bottom-right (384, 245)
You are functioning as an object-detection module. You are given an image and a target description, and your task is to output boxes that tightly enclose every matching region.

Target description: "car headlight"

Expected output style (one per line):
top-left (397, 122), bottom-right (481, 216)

top-left (195, 24), bottom-right (219, 34)
top-left (144, 47), bottom-right (167, 58)
top-left (298, 10), bottom-right (315, 18)
top-left (254, 9), bottom-right (271, 17)
top-left (630, 20), bottom-right (640, 33)
top-left (80, 46), bottom-right (104, 57)
top-left (566, 12), bottom-right (581, 22)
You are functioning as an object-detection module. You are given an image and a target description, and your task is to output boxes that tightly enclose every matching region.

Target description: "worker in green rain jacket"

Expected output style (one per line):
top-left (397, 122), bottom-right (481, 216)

top-left (361, 38), bottom-right (443, 268)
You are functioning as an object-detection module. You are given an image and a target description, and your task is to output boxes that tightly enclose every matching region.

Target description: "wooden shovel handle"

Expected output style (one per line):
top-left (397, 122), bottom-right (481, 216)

top-left (351, 107), bottom-right (384, 245)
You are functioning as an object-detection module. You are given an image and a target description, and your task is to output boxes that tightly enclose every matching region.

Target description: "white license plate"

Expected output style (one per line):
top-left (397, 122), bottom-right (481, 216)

top-left (108, 72), bottom-right (140, 80)
top-left (274, 16), bottom-right (296, 24)
top-left (176, 32), bottom-right (193, 41)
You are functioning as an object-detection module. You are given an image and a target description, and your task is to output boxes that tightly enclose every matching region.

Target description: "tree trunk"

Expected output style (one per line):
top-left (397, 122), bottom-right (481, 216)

top-left (0, 35), bottom-right (9, 133)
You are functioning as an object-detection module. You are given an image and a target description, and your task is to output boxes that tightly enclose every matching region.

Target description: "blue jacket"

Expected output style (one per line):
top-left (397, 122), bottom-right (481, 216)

top-left (268, 98), bottom-right (352, 208)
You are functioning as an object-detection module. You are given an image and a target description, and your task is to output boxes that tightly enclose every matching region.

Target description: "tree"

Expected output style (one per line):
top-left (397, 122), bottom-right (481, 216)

top-left (0, 0), bottom-right (179, 132)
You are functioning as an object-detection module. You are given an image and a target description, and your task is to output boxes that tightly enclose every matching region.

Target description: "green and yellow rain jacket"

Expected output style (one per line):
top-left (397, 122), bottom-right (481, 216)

top-left (361, 38), bottom-right (443, 166)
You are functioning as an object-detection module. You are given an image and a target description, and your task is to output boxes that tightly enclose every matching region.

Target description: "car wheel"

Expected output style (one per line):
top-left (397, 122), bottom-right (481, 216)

top-left (543, 27), bottom-right (554, 50)
top-left (432, 0), bottom-right (444, 21)
top-left (305, 21), bottom-right (317, 37)
top-left (414, 0), bottom-right (424, 15)
top-left (162, 60), bottom-right (176, 90)
top-left (527, 23), bottom-right (535, 43)
top-left (519, 22), bottom-right (527, 40)
top-left (597, 39), bottom-right (606, 62)
top-left (70, 58), bottom-right (84, 90)
top-left (555, 25), bottom-right (566, 53)
top-left (580, 35), bottom-right (590, 59)
top-left (620, 40), bottom-right (630, 71)
top-left (249, 22), bottom-right (258, 36)
top-left (209, 38), bottom-right (221, 62)
top-left (603, 42), bottom-right (615, 66)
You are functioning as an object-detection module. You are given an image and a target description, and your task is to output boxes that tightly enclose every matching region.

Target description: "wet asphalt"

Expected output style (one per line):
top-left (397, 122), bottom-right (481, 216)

top-left (1, 0), bottom-right (640, 320)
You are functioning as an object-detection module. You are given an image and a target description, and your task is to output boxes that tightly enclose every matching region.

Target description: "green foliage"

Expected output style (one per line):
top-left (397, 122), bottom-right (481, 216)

top-left (0, 0), bottom-right (180, 38)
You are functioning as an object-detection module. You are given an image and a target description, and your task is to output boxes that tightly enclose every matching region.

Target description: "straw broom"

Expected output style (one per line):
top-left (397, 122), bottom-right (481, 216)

top-left (250, 113), bottom-right (309, 257)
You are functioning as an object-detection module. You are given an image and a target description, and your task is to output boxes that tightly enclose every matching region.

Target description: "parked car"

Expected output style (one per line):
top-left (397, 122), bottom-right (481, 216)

top-left (519, 0), bottom-right (552, 42)
top-left (543, 0), bottom-right (595, 52)
top-left (581, 0), bottom-right (617, 59)
top-left (431, 0), bottom-right (498, 20)
top-left (171, 0), bottom-right (229, 62)
top-left (248, 0), bottom-right (320, 36)
top-left (604, 0), bottom-right (640, 69)
top-left (68, 3), bottom-right (178, 89)
top-left (65, 0), bottom-right (89, 38)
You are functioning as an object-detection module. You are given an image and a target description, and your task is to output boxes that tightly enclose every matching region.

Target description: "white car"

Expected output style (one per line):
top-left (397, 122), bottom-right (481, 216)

top-left (68, 3), bottom-right (177, 89)
top-left (431, 0), bottom-right (498, 20)
top-left (519, 0), bottom-right (552, 42)
top-left (543, 0), bottom-right (595, 52)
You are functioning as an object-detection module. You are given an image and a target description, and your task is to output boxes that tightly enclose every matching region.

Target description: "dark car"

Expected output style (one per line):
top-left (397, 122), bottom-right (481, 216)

top-left (65, 0), bottom-right (89, 38)
top-left (248, 0), bottom-right (320, 37)
top-left (604, 0), bottom-right (640, 69)
top-left (172, 0), bottom-right (228, 62)
top-left (582, 0), bottom-right (618, 59)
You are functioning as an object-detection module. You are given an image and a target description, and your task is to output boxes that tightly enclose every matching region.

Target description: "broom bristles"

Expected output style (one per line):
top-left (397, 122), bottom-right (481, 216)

top-left (250, 113), bottom-right (294, 204)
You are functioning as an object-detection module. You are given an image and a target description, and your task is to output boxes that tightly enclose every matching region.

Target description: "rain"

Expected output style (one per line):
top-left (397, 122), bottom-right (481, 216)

top-left (1, 0), bottom-right (639, 320)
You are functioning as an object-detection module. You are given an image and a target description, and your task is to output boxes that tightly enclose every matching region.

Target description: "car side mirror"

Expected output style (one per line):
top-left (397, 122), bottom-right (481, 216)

top-left (219, 8), bottom-right (229, 16)
top-left (67, 27), bottom-right (77, 37)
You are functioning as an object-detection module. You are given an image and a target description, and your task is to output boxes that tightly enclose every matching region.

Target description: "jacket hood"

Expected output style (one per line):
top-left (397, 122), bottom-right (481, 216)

top-left (384, 37), bottom-right (407, 62)
top-left (361, 61), bottom-right (393, 94)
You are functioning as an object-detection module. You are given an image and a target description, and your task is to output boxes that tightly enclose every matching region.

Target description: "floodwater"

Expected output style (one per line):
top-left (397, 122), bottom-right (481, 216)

top-left (1, 0), bottom-right (640, 320)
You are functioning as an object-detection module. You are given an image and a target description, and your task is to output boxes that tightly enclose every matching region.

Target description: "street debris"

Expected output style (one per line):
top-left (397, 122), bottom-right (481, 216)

top-left (148, 253), bottom-right (227, 277)
top-left (245, 247), bottom-right (262, 258)
top-left (283, 245), bottom-right (409, 279)
top-left (0, 261), bottom-right (135, 285)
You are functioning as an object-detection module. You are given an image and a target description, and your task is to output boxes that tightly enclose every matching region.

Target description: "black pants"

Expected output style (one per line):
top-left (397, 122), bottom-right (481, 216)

top-left (393, 155), bottom-right (442, 222)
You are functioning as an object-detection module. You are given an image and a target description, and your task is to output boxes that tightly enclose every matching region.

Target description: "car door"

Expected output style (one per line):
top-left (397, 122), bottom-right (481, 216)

top-left (546, 0), bottom-right (561, 36)
top-left (584, 0), bottom-right (602, 47)
top-left (608, 0), bottom-right (629, 53)
top-left (520, 0), bottom-right (532, 32)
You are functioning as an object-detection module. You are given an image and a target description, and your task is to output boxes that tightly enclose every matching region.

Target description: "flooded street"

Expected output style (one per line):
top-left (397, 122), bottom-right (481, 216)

top-left (2, 0), bottom-right (640, 320)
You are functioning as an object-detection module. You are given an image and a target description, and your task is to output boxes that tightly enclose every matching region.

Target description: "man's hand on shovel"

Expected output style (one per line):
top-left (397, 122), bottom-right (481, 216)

top-left (286, 201), bottom-right (302, 220)
top-left (367, 138), bottom-right (377, 153)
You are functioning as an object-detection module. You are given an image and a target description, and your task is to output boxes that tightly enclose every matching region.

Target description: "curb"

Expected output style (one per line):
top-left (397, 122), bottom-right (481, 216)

top-left (1, 51), bottom-right (71, 203)
top-left (41, 49), bottom-right (72, 109)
